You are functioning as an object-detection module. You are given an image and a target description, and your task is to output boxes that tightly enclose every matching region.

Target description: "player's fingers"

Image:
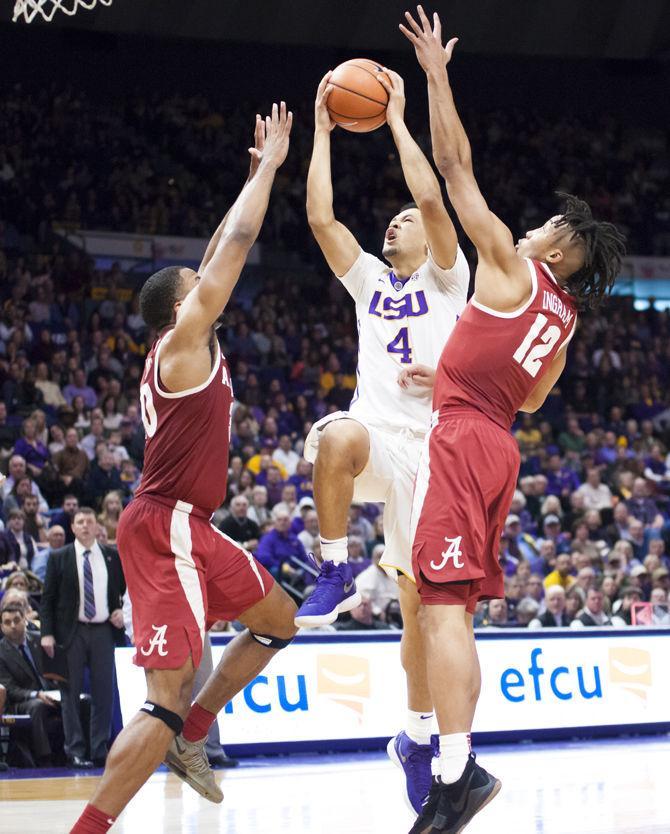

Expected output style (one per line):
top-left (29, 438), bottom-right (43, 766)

top-left (417, 4), bottom-right (431, 32)
top-left (432, 11), bottom-right (441, 39)
top-left (318, 70), bottom-right (333, 92)
top-left (376, 73), bottom-right (391, 93)
top-left (404, 10), bottom-right (423, 36)
top-left (445, 37), bottom-right (459, 61)
top-left (272, 101), bottom-right (279, 124)
top-left (399, 22), bottom-right (419, 43)
top-left (286, 111), bottom-right (294, 134)
top-left (279, 100), bottom-right (287, 124)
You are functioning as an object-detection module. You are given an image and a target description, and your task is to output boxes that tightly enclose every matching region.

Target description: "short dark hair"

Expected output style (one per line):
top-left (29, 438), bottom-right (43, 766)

top-left (139, 266), bottom-right (186, 331)
top-left (555, 192), bottom-right (626, 310)
top-left (0, 603), bottom-right (24, 619)
top-left (74, 507), bottom-right (97, 520)
top-left (399, 202), bottom-right (418, 213)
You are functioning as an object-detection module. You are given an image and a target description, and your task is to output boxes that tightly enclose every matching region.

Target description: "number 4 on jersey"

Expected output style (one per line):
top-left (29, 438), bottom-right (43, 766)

top-left (387, 327), bottom-right (413, 364)
top-left (513, 313), bottom-right (561, 378)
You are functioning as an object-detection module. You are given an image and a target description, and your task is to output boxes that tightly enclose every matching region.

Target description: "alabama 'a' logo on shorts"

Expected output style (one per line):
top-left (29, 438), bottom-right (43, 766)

top-left (140, 624), bottom-right (169, 657)
top-left (430, 536), bottom-right (465, 571)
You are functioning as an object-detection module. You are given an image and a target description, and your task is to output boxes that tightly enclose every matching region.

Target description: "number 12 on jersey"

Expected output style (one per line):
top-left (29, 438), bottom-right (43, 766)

top-left (387, 327), bottom-right (413, 364)
top-left (513, 313), bottom-right (561, 378)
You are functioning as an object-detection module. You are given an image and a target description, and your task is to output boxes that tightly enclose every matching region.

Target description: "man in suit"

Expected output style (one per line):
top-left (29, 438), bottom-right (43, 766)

top-left (528, 585), bottom-right (572, 628)
top-left (40, 507), bottom-right (126, 768)
top-left (0, 509), bottom-right (37, 570)
top-left (0, 603), bottom-right (62, 766)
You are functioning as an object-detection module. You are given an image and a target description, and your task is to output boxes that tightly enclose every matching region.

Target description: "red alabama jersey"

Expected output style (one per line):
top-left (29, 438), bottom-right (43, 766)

top-left (434, 259), bottom-right (578, 429)
top-left (135, 331), bottom-right (233, 515)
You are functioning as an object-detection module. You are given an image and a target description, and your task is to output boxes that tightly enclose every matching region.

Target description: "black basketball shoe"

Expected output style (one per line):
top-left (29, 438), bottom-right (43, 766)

top-left (408, 754), bottom-right (501, 834)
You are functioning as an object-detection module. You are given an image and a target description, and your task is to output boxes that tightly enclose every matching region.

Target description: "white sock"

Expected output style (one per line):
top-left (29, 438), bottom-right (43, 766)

top-left (406, 710), bottom-right (434, 746)
top-left (439, 733), bottom-right (471, 784)
top-left (320, 536), bottom-right (348, 564)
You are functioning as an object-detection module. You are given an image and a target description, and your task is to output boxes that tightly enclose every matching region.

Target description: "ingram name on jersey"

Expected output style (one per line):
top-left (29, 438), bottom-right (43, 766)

top-left (340, 248), bottom-right (470, 434)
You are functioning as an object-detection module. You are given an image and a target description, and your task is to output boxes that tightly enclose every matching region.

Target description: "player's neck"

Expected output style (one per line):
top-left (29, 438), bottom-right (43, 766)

top-left (387, 255), bottom-right (422, 280)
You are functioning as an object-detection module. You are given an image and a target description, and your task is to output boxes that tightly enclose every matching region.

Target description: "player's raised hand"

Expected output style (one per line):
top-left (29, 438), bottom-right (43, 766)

top-left (314, 71), bottom-right (336, 133)
top-left (397, 363), bottom-right (436, 391)
top-left (248, 113), bottom-right (266, 179)
top-left (261, 101), bottom-right (293, 170)
top-left (377, 68), bottom-right (405, 128)
top-left (400, 5), bottom-right (459, 75)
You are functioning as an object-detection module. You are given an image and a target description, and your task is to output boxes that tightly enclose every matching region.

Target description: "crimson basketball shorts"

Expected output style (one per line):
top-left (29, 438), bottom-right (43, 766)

top-left (411, 412), bottom-right (520, 611)
top-left (117, 495), bottom-right (273, 670)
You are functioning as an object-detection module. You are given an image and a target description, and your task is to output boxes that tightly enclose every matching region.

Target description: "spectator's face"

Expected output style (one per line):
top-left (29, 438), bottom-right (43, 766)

top-left (587, 469), bottom-right (600, 487)
top-left (577, 568), bottom-right (596, 589)
top-left (105, 493), bottom-right (122, 514)
top-left (99, 451), bottom-right (114, 471)
top-left (525, 576), bottom-right (544, 600)
top-left (72, 511), bottom-right (97, 545)
top-left (23, 495), bottom-right (38, 516)
top-left (629, 520), bottom-right (644, 541)
top-left (488, 599), bottom-right (508, 623)
top-left (252, 488), bottom-right (267, 507)
top-left (556, 554), bottom-right (572, 576)
top-left (274, 512), bottom-right (291, 534)
top-left (92, 418), bottom-right (104, 436)
top-left (47, 526), bottom-right (66, 548)
top-left (279, 435), bottom-right (291, 452)
top-left (613, 503), bottom-right (628, 524)
top-left (601, 576), bottom-right (617, 597)
top-left (632, 478), bottom-right (648, 498)
top-left (0, 402), bottom-right (6, 420)
top-left (266, 467), bottom-right (281, 485)
top-left (9, 457), bottom-right (26, 480)
top-left (651, 588), bottom-right (667, 605)
top-left (572, 551), bottom-right (591, 571)
top-left (540, 541), bottom-right (556, 562)
top-left (281, 485), bottom-right (296, 504)
top-left (506, 578), bottom-right (523, 600)
top-left (64, 496), bottom-right (79, 516)
top-left (382, 208), bottom-right (427, 265)
top-left (231, 496), bottom-right (249, 518)
top-left (546, 588), bottom-right (566, 614)
top-left (0, 609), bottom-right (26, 645)
top-left (9, 514), bottom-right (24, 533)
top-left (65, 428), bottom-right (79, 448)
top-left (304, 511), bottom-right (319, 535)
top-left (74, 369), bottom-right (86, 387)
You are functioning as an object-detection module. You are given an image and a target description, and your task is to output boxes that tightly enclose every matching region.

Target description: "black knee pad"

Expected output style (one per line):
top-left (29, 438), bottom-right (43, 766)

top-left (250, 632), bottom-right (294, 650)
top-left (140, 701), bottom-right (184, 735)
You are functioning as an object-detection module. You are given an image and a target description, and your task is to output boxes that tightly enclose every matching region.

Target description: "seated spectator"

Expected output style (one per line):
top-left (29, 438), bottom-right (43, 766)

top-left (297, 509), bottom-right (320, 553)
top-left (604, 502), bottom-right (630, 546)
top-left (503, 514), bottom-right (537, 562)
top-left (63, 368), bottom-right (97, 409)
top-left (48, 425), bottom-right (66, 456)
top-left (13, 417), bottom-right (50, 477)
top-left (273, 435), bottom-right (300, 477)
top-left (611, 585), bottom-right (644, 626)
top-left (334, 593), bottom-right (390, 631)
top-left (545, 452), bottom-right (580, 499)
top-left (540, 514), bottom-right (571, 554)
top-left (565, 586), bottom-right (585, 621)
top-left (480, 598), bottom-right (509, 627)
top-left (628, 517), bottom-right (660, 562)
top-left (218, 495), bottom-right (260, 553)
top-left (571, 586), bottom-right (612, 627)
top-left (288, 458), bottom-right (314, 500)
top-left (1, 587), bottom-right (41, 631)
top-left (4, 474), bottom-right (38, 515)
top-left (0, 603), bottom-right (63, 767)
top-left (49, 494), bottom-right (79, 544)
top-left (514, 597), bottom-right (540, 626)
top-left (21, 493), bottom-right (48, 544)
top-left (524, 573), bottom-right (545, 605)
top-left (85, 448), bottom-right (126, 508)
top-left (348, 503), bottom-right (374, 544)
top-left (0, 510), bottom-right (37, 571)
top-left (247, 485), bottom-right (270, 528)
top-left (256, 465), bottom-right (286, 508)
top-left (626, 477), bottom-right (663, 526)
top-left (0, 400), bottom-right (18, 459)
top-left (355, 544), bottom-right (398, 618)
top-left (528, 539), bottom-right (556, 577)
top-left (81, 415), bottom-right (106, 461)
top-left (51, 428), bottom-right (89, 498)
top-left (97, 491), bottom-right (123, 544)
top-left (529, 585), bottom-right (571, 627)
top-left (347, 536), bottom-right (371, 578)
top-left (543, 553), bottom-right (576, 591)
top-left (575, 468), bottom-right (614, 511)
top-left (505, 574), bottom-right (525, 619)
top-left (256, 505), bottom-right (308, 581)
top-left (2, 455), bottom-right (49, 512)
top-left (279, 483), bottom-right (298, 517)
top-left (291, 495), bottom-right (316, 535)
top-left (34, 362), bottom-right (66, 409)
top-left (31, 525), bottom-right (66, 583)
top-left (102, 395), bottom-right (123, 431)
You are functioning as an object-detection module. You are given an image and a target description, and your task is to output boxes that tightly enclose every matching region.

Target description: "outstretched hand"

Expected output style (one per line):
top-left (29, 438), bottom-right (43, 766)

top-left (400, 5), bottom-right (458, 75)
top-left (259, 101), bottom-right (293, 170)
top-left (248, 114), bottom-right (266, 179)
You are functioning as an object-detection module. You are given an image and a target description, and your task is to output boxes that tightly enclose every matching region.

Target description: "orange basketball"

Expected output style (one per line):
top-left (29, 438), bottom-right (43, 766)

top-left (327, 58), bottom-right (390, 133)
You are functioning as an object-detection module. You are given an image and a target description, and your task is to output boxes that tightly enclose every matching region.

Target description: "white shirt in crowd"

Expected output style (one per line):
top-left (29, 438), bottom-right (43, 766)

top-left (273, 447), bottom-right (301, 477)
top-left (575, 481), bottom-right (613, 511)
top-left (355, 562), bottom-right (399, 618)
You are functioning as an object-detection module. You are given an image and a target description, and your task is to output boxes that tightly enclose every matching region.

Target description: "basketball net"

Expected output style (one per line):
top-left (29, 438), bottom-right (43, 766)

top-left (13, 0), bottom-right (112, 24)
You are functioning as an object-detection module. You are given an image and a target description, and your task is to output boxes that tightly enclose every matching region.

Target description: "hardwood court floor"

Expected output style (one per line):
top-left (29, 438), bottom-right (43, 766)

top-left (1, 737), bottom-right (669, 833)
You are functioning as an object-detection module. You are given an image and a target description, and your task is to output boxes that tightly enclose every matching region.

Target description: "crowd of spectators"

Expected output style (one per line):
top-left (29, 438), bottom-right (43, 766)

top-left (1, 83), bottom-right (669, 258)
top-left (1, 79), bottom-right (670, 769)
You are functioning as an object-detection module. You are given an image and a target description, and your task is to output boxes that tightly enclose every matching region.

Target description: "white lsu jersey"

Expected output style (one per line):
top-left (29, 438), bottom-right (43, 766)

top-left (340, 247), bottom-right (470, 435)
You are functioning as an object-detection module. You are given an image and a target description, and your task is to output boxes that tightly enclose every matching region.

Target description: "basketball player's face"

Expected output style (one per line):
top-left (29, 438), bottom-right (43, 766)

top-left (516, 215), bottom-right (567, 260)
top-left (382, 209), bottom-right (427, 263)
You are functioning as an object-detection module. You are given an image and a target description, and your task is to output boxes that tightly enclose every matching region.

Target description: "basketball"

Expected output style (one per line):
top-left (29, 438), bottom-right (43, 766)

top-left (327, 58), bottom-right (390, 133)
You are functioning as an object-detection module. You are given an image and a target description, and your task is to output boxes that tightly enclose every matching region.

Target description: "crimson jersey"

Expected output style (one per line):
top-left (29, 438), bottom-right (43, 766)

top-left (434, 259), bottom-right (577, 429)
top-left (136, 331), bottom-right (233, 515)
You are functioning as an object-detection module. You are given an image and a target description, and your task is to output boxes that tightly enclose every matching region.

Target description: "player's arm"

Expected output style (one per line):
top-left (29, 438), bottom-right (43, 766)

top-left (198, 115), bottom-right (266, 274)
top-left (519, 349), bottom-right (567, 413)
top-left (306, 72), bottom-right (361, 277)
top-left (397, 363), bottom-right (435, 391)
top-left (401, 8), bottom-right (528, 304)
top-left (170, 103), bottom-right (292, 352)
top-left (379, 69), bottom-right (457, 270)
